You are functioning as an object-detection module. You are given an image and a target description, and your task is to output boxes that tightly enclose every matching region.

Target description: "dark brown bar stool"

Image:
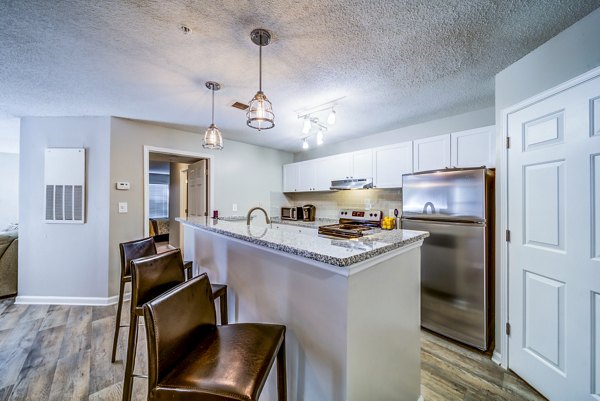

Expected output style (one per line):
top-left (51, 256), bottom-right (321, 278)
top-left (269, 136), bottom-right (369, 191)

top-left (111, 237), bottom-right (228, 363)
top-left (121, 249), bottom-right (227, 401)
top-left (142, 273), bottom-right (287, 401)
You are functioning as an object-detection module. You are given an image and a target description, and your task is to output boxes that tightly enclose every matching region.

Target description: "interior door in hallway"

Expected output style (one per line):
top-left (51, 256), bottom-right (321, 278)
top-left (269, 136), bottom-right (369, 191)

top-left (187, 159), bottom-right (207, 217)
top-left (507, 72), bottom-right (600, 400)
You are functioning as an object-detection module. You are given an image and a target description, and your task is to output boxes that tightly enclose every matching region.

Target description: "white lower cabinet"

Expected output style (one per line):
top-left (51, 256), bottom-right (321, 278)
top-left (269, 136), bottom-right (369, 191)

top-left (450, 125), bottom-right (495, 168)
top-left (373, 142), bottom-right (413, 188)
top-left (413, 134), bottom-right (451, 172)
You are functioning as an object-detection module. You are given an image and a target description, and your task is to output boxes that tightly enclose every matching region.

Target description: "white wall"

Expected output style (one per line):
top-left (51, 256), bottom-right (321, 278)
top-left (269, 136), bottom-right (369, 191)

top-left (108, 117), bottom-right (293, 296)
top-left (493, 7), bottom-right (600, 360)
top-left (18, 117), bottom-right (111, 301)
top-left (168, 161), bottom-right (189, 248)
top-left (0, 153), bottom-right (19, 229)
top-left (294, 107), bottom-right (495, 162)
top-left (0, 118), bottom-right (20, 154)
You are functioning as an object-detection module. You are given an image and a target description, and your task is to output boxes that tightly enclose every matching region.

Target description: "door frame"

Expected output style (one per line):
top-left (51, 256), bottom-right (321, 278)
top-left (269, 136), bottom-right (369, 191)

top-left (143, 146), bottom-right (215, 238)
top-left (499, 65), bottom-right (600, 369)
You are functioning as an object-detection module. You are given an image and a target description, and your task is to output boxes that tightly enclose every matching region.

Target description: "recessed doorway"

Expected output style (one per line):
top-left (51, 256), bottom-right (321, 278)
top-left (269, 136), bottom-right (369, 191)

top-left (143, 146), bottom-right (214, 252)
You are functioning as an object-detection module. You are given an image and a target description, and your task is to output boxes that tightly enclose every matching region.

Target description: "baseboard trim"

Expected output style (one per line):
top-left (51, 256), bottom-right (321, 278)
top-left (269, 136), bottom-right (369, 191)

top-left (15, 292), bottom-right (131, 306)
top-left (492, 350), bottom-right (502, 366)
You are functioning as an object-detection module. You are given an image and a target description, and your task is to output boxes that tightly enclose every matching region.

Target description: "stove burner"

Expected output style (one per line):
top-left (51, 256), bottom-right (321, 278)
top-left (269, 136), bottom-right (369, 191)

top-left (318, 209), bottom-right (382, 239)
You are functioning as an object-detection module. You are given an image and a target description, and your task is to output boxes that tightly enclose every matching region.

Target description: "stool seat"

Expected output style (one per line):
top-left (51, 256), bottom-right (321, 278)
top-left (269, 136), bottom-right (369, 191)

top-left (152, 324), bottom-right (285, 401)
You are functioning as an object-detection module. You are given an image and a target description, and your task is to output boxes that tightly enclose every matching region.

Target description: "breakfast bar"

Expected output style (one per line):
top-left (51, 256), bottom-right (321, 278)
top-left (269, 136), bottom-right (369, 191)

top-left (179, 217), bottom-right (428, 401)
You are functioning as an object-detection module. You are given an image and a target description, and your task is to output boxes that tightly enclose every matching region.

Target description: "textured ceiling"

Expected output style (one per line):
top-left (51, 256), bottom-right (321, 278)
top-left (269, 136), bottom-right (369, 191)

top-left (1, 1), bottom-right (599, 152)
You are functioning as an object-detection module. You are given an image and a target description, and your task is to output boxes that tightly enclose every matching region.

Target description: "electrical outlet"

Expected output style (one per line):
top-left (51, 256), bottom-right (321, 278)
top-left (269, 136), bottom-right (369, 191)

top-left (118, 202), bottom-right (128, 213)
top-left (232, 203), bottom-right (238, 212)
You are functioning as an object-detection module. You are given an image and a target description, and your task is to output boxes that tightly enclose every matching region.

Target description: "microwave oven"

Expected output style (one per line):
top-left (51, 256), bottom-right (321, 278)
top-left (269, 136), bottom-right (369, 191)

top-left (281, 206), bottom-right (303, 220)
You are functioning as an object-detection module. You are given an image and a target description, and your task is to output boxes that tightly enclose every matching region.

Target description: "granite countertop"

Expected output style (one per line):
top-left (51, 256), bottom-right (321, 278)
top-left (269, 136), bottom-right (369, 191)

top-left (177, 216), bottom-right (428, 268)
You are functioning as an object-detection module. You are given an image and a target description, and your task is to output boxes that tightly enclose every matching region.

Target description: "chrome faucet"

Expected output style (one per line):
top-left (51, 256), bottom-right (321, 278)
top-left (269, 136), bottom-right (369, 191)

top-left (246, 206), bottom-right (271, 225)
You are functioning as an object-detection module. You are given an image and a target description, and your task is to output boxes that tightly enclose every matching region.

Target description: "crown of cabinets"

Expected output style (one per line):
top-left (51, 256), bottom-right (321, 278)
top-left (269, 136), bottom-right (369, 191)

top-left (283, 125), bottom-right (495, 192)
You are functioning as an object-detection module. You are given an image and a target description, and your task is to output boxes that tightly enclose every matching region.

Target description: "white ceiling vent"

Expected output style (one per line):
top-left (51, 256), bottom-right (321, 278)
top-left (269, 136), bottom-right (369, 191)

top-left (44, 148), bottom-right (86, 224)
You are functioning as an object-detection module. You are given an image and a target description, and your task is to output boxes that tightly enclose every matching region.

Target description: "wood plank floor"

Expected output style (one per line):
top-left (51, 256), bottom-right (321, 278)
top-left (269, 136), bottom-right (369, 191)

top-left (0, 297), bottom-right (546, 401)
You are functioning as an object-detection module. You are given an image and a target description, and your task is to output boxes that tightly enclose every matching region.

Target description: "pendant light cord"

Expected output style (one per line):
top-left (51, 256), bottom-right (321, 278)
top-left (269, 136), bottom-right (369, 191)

top-left (211, 86), bottom-right (215, 124)
top-left (258, 43), bottom-right (262, 92)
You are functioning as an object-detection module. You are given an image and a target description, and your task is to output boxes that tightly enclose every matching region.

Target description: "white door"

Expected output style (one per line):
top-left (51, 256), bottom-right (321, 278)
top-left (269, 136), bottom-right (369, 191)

top-left (187, 159), bottom-right (207, 217)
top-left (413, 134), bottom-right (451, 172)
top-left (507, 72), bottom-right (600, 400)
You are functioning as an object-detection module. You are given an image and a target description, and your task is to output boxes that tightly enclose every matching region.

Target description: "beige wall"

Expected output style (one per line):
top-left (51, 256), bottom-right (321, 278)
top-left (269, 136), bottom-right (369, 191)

top-left (108, 117), bottom-right (293, 296)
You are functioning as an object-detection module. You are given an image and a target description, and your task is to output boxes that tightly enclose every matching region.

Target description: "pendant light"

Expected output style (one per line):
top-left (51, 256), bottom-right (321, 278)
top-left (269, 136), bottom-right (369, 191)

top-left (247, 28), bottom-right (275, 131)
top-left (203, 81), bottom-right (223, 150)
top-left (302, 138), bottom-right (309, 150)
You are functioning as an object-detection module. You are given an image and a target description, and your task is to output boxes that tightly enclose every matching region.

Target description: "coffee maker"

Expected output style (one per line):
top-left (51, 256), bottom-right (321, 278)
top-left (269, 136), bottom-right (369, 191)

top-left (302, 204), bottom-right (316, 222)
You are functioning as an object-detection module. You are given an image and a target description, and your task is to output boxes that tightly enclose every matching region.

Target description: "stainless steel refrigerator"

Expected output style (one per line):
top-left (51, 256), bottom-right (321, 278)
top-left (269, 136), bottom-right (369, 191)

top-left (402, 167), bottom-right (494, 350)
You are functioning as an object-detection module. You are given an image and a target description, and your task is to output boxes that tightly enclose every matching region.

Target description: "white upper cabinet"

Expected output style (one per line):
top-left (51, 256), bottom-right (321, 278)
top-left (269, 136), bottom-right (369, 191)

top-left (352, 149), bottom-right (373, 178)
top-left (297, 160), bottom-right (317, 191)
top-left (450, 125), bottom-right (495, 168)
top-left (373, 142), bottom-right (413, 188)
top-left (283, 125), bottom-right (495, 192)
top-left (283, 163), bottom-right (299, 192)
top-left (413, 134), bottom-right (451, 172)
top-left (326, 153), bottom-right (353, 181)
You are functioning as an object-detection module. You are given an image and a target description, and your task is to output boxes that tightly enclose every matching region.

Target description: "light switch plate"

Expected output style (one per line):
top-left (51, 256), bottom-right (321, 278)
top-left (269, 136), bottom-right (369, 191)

top-left (118, 202), bottom-right (128, 213)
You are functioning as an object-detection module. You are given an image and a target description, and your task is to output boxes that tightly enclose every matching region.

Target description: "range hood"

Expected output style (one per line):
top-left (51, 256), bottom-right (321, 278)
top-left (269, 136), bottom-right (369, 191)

top-left (330, 177), bottom-right (373, 190)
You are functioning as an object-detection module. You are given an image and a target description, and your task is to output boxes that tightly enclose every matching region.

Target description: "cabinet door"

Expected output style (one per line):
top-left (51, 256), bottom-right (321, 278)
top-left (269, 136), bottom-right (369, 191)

top-left (451, 125), bottom-right (495, 168)
top-left (314, 157), bottom-right (335, 190)
top-left (283, 163), bottom-right (299, 192)
top-left (327, 153), bottom-right (353, 181)
top-left (413, 134), bottom-right (451, 172)
top-left (297, 161), bottom-right (316, 191)
top-left (373, 142), bottom-right (413, 188)
top-left (353, 149), bottom-right (373, 178)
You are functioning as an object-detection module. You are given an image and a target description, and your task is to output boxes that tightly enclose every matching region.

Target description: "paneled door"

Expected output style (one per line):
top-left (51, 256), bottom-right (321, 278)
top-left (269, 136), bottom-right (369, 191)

top-left (507, 71), bottom-right (600, 400)
top-left (187, 159), bottom-right (207, 217)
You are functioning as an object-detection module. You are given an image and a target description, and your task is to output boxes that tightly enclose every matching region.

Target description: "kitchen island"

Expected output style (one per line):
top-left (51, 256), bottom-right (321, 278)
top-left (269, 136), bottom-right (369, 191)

top-left (179, 216), bottom-right (428, 401)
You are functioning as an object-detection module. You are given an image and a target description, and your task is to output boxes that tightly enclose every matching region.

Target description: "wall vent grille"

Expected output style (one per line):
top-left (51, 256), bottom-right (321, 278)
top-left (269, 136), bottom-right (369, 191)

top-left (44, 149), bottom-right (86, 224)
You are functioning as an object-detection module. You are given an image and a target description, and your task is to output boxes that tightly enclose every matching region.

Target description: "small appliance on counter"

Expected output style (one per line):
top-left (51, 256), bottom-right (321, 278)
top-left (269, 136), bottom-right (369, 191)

top-left (302, 204), bottom-right (316, 222)
top-left (318, 209), bottom-right (382, 239)
top-left (281, 206), bottom-right (303, 221)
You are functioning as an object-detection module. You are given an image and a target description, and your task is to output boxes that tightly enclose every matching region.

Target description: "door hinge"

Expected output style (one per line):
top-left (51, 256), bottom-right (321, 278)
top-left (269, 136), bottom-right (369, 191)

top-left (506, 136), bottom-right (511, 149)
top-left (505, 229), bottom-right (511, 242)
top-left (506, 322), bottom-right (511, 336)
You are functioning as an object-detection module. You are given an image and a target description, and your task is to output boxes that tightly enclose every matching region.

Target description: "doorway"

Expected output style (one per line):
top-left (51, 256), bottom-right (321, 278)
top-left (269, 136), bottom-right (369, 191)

top-left (143, 146), bottom-right (214, 251)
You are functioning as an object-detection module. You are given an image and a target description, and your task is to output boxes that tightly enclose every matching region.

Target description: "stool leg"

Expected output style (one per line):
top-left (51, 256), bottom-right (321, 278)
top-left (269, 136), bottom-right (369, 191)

top-left (219, 289), bottom-right (228, 325)
top-left (122, 313), bottom-right (139, 401)
top-left (277, 337), bottom-right (287, 401)
top-left (111, 279), bottom-right (126, 362)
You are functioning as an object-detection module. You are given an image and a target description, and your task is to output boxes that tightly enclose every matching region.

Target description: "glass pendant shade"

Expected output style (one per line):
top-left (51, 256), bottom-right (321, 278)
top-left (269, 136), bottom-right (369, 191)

top-left (247, 29), bottom-right (275, 131)
top-left (203, 81), bottom-right (223, 150)
top-left (302, 138), bottom-right (309, 150)
top-left (246, 91), bottom-right (275, 131)
top-left (203, 123), bottom-right (223, 149)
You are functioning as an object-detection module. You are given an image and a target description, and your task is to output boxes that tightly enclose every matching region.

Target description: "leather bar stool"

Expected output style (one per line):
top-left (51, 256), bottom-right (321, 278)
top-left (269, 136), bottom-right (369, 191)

top-left (142, 273), bottom-right (287, 401)
top-left (111, 237), bottom-right (228, 363)
top-left (121, 249), bottom-right (227, 401)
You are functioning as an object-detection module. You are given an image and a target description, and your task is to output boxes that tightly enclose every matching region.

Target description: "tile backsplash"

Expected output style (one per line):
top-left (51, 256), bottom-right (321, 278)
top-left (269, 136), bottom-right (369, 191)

top-left (270, 189), bottom-right (402, 220)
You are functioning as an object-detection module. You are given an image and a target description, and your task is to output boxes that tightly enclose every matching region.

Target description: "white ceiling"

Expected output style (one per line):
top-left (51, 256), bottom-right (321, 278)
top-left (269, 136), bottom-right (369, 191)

top-left (1, 1), bottom-right (598, 153)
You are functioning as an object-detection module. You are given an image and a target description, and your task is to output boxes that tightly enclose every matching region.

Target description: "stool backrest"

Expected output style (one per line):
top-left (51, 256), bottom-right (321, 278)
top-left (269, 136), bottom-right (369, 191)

top-left (119, 237), bottom-right (157, 277)
top-left (143, 273), bottom-right (217, 386)
top-left (130, 249), bottom-right (186, 309)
